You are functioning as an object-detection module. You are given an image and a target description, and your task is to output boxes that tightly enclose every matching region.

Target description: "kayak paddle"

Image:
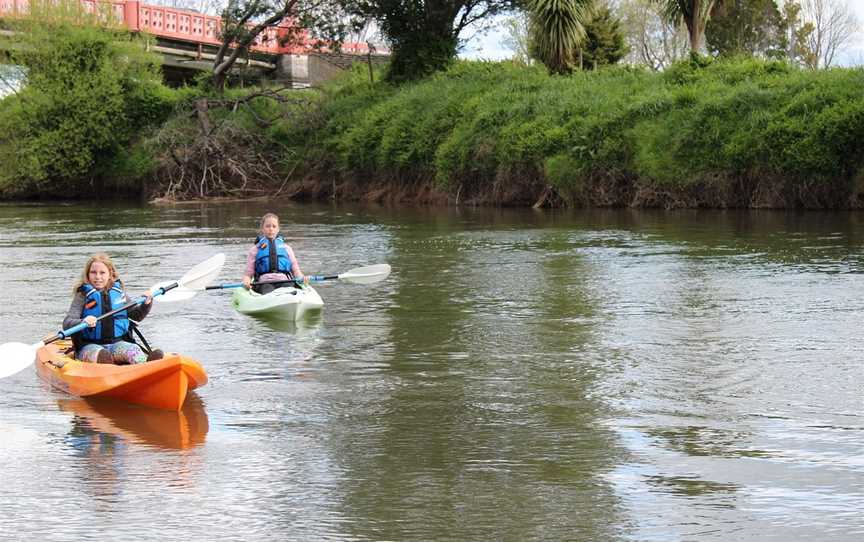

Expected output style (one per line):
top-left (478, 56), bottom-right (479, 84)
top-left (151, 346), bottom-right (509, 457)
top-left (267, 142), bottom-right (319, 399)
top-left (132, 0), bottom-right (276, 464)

top-left (318, 263), bottom-right (391, 285)
top-left (0, 253), bottom-right (225, 379)
top-left (206, 263), bottom-right (392, 290)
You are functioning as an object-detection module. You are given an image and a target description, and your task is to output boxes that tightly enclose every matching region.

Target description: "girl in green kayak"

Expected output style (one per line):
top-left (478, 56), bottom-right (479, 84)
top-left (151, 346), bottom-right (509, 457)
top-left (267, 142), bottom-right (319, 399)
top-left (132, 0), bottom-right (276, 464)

top-left (63, 253), bottom-right (162, 364)
top-left (242, 213), bottom-right (308, 294)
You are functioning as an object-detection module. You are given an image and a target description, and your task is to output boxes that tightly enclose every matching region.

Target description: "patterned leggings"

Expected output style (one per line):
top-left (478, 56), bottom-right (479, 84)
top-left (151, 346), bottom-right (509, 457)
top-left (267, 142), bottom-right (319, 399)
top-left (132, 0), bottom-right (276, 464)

top-left (77, 341), bottom-right (148, 364)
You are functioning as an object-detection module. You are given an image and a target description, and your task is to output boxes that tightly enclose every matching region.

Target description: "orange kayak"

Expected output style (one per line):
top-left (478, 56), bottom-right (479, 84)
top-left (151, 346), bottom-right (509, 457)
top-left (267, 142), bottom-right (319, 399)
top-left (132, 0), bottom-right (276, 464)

top-left (35, 341), bottom-right (208, 411)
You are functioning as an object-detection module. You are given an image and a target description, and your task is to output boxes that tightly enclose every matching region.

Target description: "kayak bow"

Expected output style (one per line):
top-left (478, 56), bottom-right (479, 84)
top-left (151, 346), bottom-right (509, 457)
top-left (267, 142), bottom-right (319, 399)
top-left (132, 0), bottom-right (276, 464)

top-left (231, 285), bottom-right (324, 321)
top-left (35, 341), bottom-right (207, 411)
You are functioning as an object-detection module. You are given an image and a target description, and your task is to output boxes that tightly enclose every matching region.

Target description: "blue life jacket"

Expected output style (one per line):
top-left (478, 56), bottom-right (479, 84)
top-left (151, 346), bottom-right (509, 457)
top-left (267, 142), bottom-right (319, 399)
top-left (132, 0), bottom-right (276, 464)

top-left (254, 235), bottom-right (293, 278)
top-left (79, 281), bottom-right (129, 344)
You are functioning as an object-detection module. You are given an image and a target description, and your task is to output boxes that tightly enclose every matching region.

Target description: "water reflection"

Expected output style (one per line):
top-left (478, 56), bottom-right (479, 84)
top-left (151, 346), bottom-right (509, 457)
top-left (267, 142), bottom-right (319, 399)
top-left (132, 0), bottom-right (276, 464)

top-left (322, 218), bottom-right (627, 540)
top-left (58, 393), bottom-right (209, 450)
top-left (644, 474), bottom-right (740, 500)
top-left (245, 312), bottom-right (324, 333)
top-left (646, 425), bottom-right (774, 459)
top-left (3, 203), bottom-right (864, 541)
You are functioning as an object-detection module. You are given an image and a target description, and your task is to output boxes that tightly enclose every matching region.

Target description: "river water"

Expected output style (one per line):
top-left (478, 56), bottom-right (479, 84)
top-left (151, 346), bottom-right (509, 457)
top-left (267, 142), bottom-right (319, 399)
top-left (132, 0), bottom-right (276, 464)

top-left (0, 202), bottom-right (861, 541)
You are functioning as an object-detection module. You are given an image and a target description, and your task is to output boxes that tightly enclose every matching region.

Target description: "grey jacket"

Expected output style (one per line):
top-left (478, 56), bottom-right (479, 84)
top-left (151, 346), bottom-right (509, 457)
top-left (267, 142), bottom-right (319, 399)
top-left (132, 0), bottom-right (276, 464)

top-left (63, 289), bottom-right (152, 331)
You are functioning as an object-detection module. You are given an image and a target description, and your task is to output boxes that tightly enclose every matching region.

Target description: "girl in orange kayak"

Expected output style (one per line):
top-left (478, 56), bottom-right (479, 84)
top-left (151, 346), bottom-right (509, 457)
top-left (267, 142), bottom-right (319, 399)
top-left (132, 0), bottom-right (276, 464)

top-left (63, 253), bottom-right (161, 364)
top-left (242, 213), bottom-right (309, 294)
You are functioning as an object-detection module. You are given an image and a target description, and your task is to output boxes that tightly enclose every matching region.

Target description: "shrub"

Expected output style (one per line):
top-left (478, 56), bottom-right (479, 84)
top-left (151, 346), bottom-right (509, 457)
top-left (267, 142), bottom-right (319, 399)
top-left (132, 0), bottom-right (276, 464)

top-left (0, 15), bottom-right (177, 197)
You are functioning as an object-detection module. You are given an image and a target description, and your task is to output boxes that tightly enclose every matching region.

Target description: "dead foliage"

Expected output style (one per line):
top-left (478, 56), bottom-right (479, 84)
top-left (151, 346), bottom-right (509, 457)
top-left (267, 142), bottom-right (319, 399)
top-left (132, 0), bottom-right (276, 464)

top-left (148, 89), bottom-right (314, 202)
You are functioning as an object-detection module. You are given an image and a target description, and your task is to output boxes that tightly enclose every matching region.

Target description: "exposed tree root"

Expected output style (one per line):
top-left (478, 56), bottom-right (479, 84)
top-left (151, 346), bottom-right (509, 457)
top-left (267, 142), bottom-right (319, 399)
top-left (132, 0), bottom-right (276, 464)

top-left (149, 120), bottom-right (285, 201)
top-left (148, 91), bottom-right (317, 203)
top-left (147, 105), bottom-right (863, 210)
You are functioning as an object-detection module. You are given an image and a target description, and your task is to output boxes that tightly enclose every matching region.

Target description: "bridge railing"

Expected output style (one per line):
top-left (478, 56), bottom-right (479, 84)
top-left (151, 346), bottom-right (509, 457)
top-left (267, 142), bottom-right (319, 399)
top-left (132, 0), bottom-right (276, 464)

top-left (126, 1), bottom-right (299, 54)
top-left (0, 0), bottom-right (384, 55)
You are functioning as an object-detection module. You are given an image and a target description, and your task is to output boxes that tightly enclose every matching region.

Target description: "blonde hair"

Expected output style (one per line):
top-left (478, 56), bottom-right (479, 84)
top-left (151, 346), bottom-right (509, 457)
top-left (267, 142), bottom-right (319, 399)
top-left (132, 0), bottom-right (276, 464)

top-left (73, 253), bottom-right (121, 293)
top-left (259, 213), bottom-right (280, 232)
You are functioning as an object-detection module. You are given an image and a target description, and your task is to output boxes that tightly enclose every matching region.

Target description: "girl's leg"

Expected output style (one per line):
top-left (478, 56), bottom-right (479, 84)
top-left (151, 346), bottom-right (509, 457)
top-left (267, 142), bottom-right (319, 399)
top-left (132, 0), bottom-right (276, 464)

top-left (106, 341), bottom-right (148, 365)
top-left (254, 283), bottom-right (276, 294)
top-left (77, 344), bottom-right (110, 363)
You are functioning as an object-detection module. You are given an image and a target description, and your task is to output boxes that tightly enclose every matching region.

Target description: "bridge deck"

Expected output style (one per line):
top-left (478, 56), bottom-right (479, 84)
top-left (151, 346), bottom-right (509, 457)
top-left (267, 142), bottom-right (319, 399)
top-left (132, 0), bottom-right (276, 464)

top-left (0, 0), bottom-right (377, 56)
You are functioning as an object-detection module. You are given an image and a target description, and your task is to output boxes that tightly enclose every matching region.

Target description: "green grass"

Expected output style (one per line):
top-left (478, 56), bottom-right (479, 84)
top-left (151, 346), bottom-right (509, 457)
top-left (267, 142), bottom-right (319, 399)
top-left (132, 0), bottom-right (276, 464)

top-left (284, 57), bottom-right (864, 205)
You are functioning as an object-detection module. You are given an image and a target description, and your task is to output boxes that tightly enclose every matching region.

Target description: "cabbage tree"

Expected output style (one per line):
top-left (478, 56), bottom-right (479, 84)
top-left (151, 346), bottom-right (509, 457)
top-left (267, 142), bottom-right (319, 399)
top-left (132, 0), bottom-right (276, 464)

top-left (654, 0), bottom-right (724, 52)
top-left (528, 0), bottom-right (593, 74)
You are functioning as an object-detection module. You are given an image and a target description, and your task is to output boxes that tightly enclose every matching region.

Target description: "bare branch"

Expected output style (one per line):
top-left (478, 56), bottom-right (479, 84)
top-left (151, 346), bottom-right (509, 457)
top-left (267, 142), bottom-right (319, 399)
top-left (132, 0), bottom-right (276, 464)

top-left (801, 0), bottom-right (860, 68)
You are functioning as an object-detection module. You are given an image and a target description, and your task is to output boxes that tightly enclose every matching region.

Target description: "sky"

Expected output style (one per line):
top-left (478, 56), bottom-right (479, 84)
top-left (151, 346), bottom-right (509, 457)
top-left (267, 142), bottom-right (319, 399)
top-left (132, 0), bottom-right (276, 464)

top-left (459, 16), bottom-right (514, 61)
top-left (460, 1), bottom-right (864, 65)
top-left (842, 0), bottom-right (864, 64)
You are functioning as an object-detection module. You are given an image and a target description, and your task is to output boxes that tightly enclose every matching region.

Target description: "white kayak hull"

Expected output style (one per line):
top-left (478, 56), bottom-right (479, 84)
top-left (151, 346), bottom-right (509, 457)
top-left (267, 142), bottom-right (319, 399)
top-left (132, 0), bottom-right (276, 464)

top-left (232, 286), bottom-right (324, 321)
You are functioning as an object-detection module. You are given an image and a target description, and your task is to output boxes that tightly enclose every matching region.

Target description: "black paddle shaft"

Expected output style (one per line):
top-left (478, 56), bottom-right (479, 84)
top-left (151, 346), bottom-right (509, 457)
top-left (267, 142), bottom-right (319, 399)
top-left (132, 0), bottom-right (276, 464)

top-left (206, 278), bottom-right (302, 290)
top-left (96, 282), bottom-right (178, 321)
top-left (204, 275), bottom-right (342, 291)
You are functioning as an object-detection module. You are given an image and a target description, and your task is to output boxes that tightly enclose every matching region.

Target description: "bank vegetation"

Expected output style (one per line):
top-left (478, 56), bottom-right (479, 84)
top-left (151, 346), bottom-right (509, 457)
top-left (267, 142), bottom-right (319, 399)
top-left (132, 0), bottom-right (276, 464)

top-left (2, 19), bottom-right (864, 209)
top-left (286, 58), bottom-right (864, 208)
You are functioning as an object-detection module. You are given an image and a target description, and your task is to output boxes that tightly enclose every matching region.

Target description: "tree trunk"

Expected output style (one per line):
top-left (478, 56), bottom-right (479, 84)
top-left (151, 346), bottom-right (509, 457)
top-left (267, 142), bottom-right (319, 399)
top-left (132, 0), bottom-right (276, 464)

top-left (686, 0), bottom-right (712, 53)
top-left (689, 24), bottom-right (705, 52)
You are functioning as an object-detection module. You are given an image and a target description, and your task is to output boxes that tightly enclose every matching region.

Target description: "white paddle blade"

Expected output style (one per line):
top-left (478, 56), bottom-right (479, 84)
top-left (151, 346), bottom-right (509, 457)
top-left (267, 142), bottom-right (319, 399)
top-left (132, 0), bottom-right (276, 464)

top-left (151, 282), bottom-right (198, 303)
top-left (338, 264), bottom-right (391, 284)
top-left (0, 342), bottom-right (41, 379)
top-left (178, 253), bottom-right (225, 291)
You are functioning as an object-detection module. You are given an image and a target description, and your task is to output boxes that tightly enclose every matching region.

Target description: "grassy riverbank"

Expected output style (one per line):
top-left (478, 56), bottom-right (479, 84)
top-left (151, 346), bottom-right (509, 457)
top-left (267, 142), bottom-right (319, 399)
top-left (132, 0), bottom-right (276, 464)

top-left (288, 58), bottom-right (864, 208)
top-left (3, 32), bottom-right (864, 208)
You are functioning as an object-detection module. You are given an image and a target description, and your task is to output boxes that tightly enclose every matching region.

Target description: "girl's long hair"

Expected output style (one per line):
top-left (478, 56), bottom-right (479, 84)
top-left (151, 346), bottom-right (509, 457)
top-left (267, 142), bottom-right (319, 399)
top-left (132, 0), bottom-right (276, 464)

top-left (73, 253), bottom-right (121, 293)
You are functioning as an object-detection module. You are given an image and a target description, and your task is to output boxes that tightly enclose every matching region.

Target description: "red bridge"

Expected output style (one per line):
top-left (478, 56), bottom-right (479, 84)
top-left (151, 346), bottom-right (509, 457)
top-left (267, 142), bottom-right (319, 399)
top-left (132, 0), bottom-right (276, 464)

top-left (0, 0), bottom-right (375, 55)
top-left (0, 0), bottom-right (385, 85)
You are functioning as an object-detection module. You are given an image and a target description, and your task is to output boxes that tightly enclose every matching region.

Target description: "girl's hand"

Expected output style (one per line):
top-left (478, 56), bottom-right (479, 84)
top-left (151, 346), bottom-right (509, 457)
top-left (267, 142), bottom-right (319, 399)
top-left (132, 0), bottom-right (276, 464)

top-left (84, 316), bottom-right (97, 328)
top-left (242, 276), bottom-right (252, 290)
top-left (143, 290), bottom-right (154, 305)
top-left (299, 275), bottom-right (310, 285)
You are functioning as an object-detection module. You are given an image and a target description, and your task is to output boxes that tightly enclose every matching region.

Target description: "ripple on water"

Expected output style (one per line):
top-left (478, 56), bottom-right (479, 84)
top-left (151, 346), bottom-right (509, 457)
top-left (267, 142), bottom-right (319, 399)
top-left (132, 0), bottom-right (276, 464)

top-left (2, 204), bottom-right (864, 540)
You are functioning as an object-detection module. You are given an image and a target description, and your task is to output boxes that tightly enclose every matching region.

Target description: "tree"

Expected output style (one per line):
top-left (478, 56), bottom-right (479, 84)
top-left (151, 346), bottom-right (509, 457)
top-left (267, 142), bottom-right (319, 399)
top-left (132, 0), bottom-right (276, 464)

top-left (501, 13), bottom-right (532, 64)
top-left (528, 0), bottom-right (592, 74)
top-left (799, 0), bottom-right (860, 68)
top-left (615, 0), bottom-right (688, 70)
top-left (0, 6), bottom-right (174, 196)
top-left (213, 0), bottom-right (357, 92)
top-left (653, 0), bottom-right (724, 52)
top-left (355, 0), bottom-right (519, 82)
top-left (580, 5), bottom-right (629, 68)
top-left (705, 0), bottom-right (785, 58)
top-left (780, 0), bottom-right (817, 67)
top-left (499, 2), bottom-right (626, 70)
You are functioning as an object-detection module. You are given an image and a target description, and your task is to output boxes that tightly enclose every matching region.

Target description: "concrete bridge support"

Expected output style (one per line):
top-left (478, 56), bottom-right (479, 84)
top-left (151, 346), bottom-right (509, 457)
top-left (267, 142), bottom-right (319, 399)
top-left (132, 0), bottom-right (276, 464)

top-left (276, 52), bottom-right (389, 87)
